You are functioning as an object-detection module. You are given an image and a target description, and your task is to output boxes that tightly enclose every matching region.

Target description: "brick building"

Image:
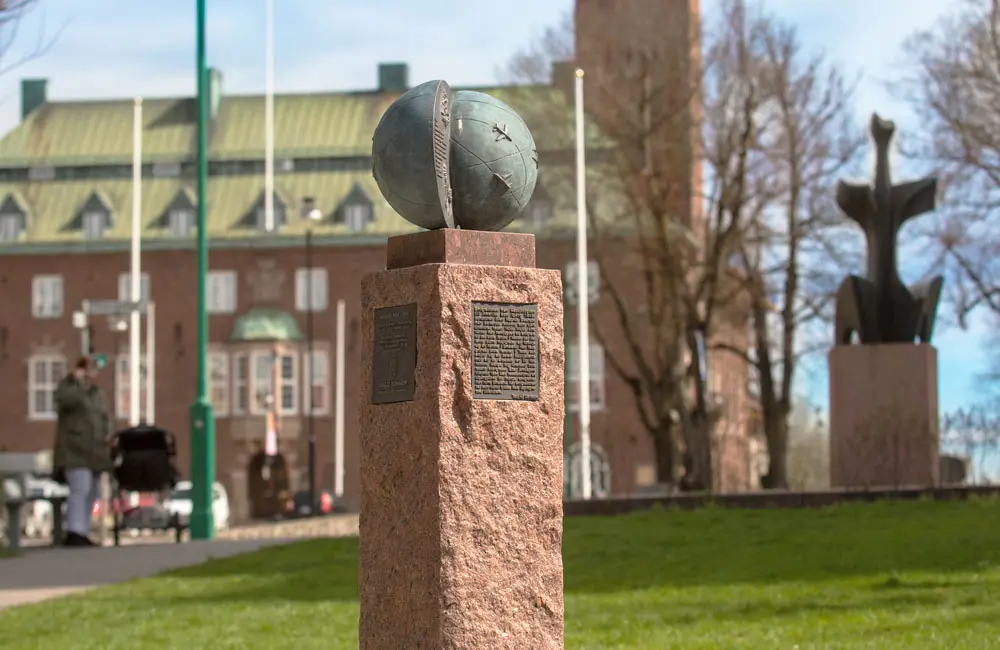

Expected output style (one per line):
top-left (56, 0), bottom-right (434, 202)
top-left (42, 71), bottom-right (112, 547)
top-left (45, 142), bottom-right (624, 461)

top-left (0, 0), bottom-right (761, 519)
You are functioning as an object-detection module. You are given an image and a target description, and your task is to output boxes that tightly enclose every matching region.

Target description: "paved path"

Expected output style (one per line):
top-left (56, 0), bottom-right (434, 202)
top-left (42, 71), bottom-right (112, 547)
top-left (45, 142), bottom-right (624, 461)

top-left (0, 538), bottom-right (292, 611)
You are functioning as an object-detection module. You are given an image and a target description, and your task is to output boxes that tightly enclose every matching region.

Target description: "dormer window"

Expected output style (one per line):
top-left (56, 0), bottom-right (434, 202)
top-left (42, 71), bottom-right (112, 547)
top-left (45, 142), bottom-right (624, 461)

top-left (255, 204), bottom-right (286, 233)
top-left (169, 209), bottom-right (195, 237)
top-left (156, 189), bottom-right (197, 237)
top-left (344, 204), bottom-right (373, 231)
top-left (334, 183), bottom-right (375, 232)
top-left (238, 190), bottom-right (287, 233)
top-left (524, 180), bottom-right (553, 227)
top-left (71, 192), bottom-right (113, 240)
top-left (525, 199), bottom-right (553, 226)
top-left (0, 213), bottom-right (22, 242)
top-left (82, 211), bottom-right (107, 240)
top-left (0, 193), bottom-right (29, 243)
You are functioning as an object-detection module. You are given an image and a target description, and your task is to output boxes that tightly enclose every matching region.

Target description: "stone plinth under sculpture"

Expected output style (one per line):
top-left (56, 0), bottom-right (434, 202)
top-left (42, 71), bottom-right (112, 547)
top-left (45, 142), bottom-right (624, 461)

top-left (359, 229), bottom-right (564, 648)
top-left (828, 114), bottom-right (941, 488)
top-left (359, 81), bottom-right (564, 648)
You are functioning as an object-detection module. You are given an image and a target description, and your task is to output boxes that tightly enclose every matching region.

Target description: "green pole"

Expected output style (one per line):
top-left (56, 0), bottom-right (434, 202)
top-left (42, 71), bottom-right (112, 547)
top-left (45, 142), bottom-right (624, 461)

top-left (189, 0), bottom-right (216, 540)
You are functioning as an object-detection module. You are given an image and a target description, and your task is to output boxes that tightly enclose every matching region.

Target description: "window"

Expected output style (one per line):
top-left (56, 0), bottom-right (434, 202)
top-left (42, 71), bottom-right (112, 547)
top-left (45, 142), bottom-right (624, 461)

top-left (169, 209), bottom-right (195, 237)
top-left (232, 353), bottom-right (248, 415)
top-left (303, 349), bottom-right (330, 415)
top-left (31, 275), bottom-right (63, 318)
top-left (82, 211), bottom-right (106, 239)
top-left (115, 354), bottom-right (150, 421)
top-left (255, 205), bottom-right (285, 232)
top-left (208, 351), bottom-right (229, 416)
top-left (152, 162), bottom-right (181, 178)
top-left (28, 165), bottom-right (55, 181)
top-left (207, 271), bottom-right (237, 314)
top-left (279, 353), bottom-right (298, 414)
top-left (295, 268), bottom-right (328, 312)
top-left (251, 352), bottom-right (274, 415)
top-left (0, 213), bottom-right (22, 241)
top-left (28, 355), bottom-right (66, 420)
top-left (563, 260), bottom-right (600, 306)
top-left (567, 343), bottom-right (606, 412)
top-left (250, 350), bottom-right (298, 415)
top-left (525, 199), bottom-right (553, 225)
top-left (344, 204), bottom-right (372, 231)
top-left (118, 272), bottom-right (151, 305)
top-left (747, 345), bottom-right (760, 399)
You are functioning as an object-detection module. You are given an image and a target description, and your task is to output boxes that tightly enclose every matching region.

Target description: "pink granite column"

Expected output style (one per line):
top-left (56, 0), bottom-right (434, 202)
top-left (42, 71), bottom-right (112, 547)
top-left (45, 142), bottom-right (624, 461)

top-left (829, 343), bottom-right (940, 488)
top-left (358, 229), bottom-right (565, 649)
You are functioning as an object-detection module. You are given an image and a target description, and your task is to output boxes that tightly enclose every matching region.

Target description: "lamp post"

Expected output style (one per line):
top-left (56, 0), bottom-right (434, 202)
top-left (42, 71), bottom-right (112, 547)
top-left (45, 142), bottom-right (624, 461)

top-left (104, 315), bottom-right (128, 546)
top-left (189, 0), bottom-right (216, 540)
top-left (303, 201), bottom-right (322, 514)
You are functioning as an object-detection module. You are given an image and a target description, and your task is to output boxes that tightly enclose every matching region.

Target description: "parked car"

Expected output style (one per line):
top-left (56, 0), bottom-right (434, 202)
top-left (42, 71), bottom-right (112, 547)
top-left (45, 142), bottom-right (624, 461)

top-left (93, 491), bottom-right (160, 519)
top-left (163, 481), bottom-right (230, 530)
top-left (283, 489), bottom-right (335, 518)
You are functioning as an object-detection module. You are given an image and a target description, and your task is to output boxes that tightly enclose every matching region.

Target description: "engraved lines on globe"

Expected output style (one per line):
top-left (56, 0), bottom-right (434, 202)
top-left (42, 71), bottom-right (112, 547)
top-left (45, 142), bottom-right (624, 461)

top-left (470, 302), bottom-right (540, 401)
top-left (370, 79), bottom-right (539, 232)
top-left (371, 304), bottom-right (417, 404)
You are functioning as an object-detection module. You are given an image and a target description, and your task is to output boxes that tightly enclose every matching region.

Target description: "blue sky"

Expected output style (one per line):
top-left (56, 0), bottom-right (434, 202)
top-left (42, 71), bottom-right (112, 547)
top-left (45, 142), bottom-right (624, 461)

top-left (0, 0), bottom-right (988, 417)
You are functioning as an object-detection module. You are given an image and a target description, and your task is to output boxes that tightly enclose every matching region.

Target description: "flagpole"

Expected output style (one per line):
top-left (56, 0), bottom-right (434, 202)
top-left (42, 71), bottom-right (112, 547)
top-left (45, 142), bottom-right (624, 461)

top-left (575, 68), bottom-right (592, 500)
top-left (334, 298), bottom-right (346, 498)
top-left (129, 97), bottom-right (143, 427)
top-left (263, 0), bottom-right (275, 232)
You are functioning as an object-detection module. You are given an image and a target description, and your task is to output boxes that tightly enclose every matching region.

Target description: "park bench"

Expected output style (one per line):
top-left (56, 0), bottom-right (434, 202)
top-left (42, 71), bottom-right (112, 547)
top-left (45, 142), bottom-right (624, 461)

top-left (0, 451), bottom-right (67, 550)
top-left (2, 494), bottom-right (67, 550)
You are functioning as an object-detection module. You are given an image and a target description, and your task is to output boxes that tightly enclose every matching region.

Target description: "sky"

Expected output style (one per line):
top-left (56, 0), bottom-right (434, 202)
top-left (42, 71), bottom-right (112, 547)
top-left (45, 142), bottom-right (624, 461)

top-left (0, 0), bottom-right (989, 421)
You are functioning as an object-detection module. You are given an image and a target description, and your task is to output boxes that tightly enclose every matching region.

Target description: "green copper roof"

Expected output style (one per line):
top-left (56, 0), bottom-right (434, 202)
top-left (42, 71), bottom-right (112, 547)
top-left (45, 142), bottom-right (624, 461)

top-left (0, 82), bottom-right (620, 251)
top-left (230, 307), bottom-right (304, 343)
top-left (0, 86), bottom-right (603, 166)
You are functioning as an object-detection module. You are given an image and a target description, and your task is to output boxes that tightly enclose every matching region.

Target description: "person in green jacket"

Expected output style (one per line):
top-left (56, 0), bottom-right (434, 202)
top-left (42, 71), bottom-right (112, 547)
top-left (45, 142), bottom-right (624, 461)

top-left (52, 356), bottom-right (113, 547)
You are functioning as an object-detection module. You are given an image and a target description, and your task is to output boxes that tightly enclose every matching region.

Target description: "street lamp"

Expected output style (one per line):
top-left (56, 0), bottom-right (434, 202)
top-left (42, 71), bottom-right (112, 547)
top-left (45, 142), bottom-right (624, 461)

top-left (302, 197), bottom-right (322, 514)
top-left (189, 0), bottom-right (216, 540)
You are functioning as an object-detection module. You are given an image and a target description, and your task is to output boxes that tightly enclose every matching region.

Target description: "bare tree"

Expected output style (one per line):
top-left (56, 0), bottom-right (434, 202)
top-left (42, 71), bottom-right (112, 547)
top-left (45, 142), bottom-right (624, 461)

top-left (0, 0), bottom-right (63, 82)
top-left (728, 16), bottom-right (863, 489)
top-left (896, 0), bottom-right (1000, 325)
top-left (504, 0), bottom-right (859, 491)
top-left (942, 405), bottom-right (1000, 484)
top-left (785, 396), bottom-right (829, 490)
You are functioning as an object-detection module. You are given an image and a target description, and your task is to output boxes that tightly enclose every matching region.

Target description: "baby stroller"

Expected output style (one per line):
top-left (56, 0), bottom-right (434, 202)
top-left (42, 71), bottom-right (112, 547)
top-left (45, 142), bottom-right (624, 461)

top-left (109, 423), bottom-right (184, 546)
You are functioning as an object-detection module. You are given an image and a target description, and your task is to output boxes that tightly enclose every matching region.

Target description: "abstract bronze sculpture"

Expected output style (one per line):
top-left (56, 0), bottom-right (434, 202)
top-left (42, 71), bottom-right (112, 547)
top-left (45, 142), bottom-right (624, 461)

top-left (834, 113), bottom-right (943, 345)
top-left (371, 80), bottom-right (539, 232)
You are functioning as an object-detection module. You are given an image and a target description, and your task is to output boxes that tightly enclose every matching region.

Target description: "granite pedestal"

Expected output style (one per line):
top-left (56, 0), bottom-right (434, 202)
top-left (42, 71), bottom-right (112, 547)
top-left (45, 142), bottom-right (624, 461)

top-left (358, 229), bottom-right (565, 649)
top-left (829, 343), bottom-right (940, 488)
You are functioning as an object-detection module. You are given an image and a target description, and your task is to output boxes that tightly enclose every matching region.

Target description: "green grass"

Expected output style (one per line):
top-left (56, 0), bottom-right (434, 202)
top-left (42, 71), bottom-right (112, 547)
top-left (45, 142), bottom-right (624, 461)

top-left (1, 498), bottom-right (999, 649)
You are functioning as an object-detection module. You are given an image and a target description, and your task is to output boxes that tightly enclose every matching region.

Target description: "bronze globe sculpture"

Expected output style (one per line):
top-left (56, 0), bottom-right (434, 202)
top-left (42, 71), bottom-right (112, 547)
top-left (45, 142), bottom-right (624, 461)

top-left (371, 80), bottom-right (539, 232)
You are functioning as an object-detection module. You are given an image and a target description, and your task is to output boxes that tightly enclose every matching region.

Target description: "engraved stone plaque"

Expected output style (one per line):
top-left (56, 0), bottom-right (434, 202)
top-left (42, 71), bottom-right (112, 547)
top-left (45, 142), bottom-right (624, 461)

top-left (371, 303), bottom-right (417, 404)
top-left (471, 302), bottom-right (539, 401)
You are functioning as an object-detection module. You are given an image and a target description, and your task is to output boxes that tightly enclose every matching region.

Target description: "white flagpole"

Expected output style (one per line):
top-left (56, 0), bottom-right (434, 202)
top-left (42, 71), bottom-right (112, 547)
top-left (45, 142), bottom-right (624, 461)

top-left (129, 97), bottom-right (143, 426)
top-left (146, 301), bottom-right (156, 424)
top-left (264, 0), bottom-right (275, 232)
top-left (334, 298), bottom-right (346, 498)
top-left (575, 69), bottom-right (592, 500)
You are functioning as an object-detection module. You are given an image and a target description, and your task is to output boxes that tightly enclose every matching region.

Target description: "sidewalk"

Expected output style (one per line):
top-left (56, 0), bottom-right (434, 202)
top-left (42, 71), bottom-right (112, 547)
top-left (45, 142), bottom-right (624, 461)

top-left (0, 538), bottom-right (291, 611)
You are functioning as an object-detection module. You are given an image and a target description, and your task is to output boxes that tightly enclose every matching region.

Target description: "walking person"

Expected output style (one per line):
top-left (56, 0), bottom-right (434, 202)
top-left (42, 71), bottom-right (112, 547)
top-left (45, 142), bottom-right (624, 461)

top-left (53, 356), bottom-right (113, 547)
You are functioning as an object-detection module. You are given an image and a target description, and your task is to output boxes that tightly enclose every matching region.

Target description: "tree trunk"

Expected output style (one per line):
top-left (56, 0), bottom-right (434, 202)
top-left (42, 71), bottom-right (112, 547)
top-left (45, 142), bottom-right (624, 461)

top-left (680, 414), bottom-right (713, 492)
top-left (760, 415), bottom-right (789, 489)
top-left (651, 424), bottom-right (682, 488)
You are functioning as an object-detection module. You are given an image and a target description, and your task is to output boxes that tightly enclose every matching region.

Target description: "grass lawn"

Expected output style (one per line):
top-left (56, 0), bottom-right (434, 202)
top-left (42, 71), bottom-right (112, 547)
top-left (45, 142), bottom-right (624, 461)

top-left (1, 498), bottom-right (999, 649)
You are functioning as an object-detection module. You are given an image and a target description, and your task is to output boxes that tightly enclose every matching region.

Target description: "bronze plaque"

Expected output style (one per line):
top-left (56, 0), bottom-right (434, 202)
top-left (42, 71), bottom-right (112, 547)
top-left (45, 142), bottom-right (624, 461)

top-left (371, 303), bottom-right (417, 404)
top-left (470, 302), bottom-right (539, 401)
